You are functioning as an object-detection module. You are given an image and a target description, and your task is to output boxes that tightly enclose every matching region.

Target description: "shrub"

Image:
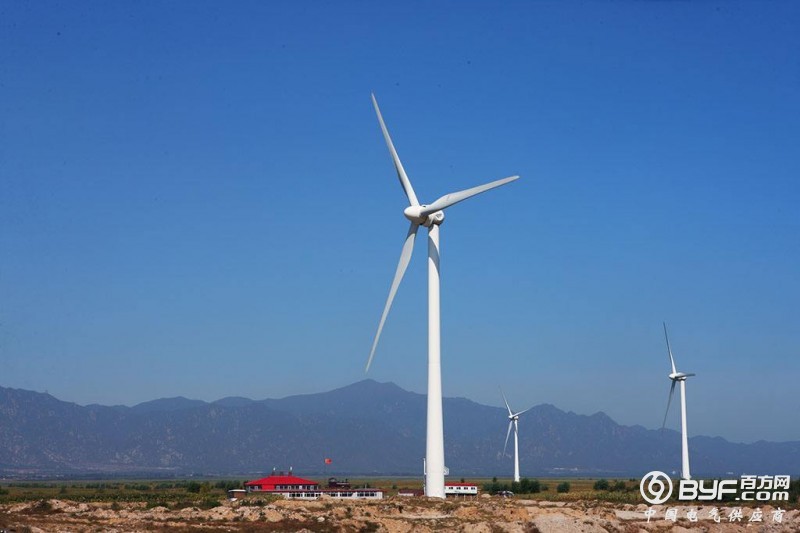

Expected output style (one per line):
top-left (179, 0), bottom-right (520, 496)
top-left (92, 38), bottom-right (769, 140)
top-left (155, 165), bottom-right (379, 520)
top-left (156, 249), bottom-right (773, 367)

top-left (198, 497), bottom-right (220, 509)
top-left (518, 478), bottom-right (541, 494)
top-left (145, 501), bottom-right (170, 509)
top-left (214, 480), bottom-right (242, 491)
top-left (789, 479), bottom-right (800, 503)
top-left (172, 500), bottom-right (197, 510)
top-left (593, 479), bottom-right (610, 491)
top-left (31, 500), bottom-right (54, 514)
top-left (556, 482), bottom-right (570, 493)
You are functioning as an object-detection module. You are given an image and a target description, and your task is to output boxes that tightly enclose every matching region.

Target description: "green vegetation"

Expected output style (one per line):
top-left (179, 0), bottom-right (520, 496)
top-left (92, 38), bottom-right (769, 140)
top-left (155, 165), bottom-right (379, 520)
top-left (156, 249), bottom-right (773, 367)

top-left (239, 496), bottom-right (280, 506)
top-left (0, 479), bottom-right (244, 506)
top-left (0, 476), bottom-right (795, 509)
top-left (483, 477), bottom-right (542, 495)
top-left (790, 479), bottom-right (800, 503)
top-left (185, 481), bottom-right (203, 493)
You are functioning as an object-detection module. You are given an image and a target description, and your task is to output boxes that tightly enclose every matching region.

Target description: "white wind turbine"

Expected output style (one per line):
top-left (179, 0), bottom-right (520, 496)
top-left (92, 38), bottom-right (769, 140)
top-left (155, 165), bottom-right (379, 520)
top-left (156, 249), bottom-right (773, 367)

top-left (660, 322), bottom-right (695, 480)
top-left (365, 94), bottom-right (519, 499)
top-left (501, 389), bottom-right (532, 483)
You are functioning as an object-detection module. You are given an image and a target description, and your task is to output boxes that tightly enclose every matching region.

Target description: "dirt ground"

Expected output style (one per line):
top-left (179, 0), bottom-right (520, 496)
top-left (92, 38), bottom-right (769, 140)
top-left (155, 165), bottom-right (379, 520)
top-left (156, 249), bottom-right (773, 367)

top-left (0, 496), bottom-right (797, 532)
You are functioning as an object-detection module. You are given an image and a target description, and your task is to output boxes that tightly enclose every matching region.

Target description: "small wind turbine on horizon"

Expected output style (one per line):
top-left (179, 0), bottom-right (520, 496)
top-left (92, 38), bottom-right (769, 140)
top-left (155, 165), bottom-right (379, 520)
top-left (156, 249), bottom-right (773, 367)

top-left (365, 94), bottom-right (519, 499)
top-left (501, 389), bottom-right (532, 483)
top-left (660, 322), bottom-right (696, 480)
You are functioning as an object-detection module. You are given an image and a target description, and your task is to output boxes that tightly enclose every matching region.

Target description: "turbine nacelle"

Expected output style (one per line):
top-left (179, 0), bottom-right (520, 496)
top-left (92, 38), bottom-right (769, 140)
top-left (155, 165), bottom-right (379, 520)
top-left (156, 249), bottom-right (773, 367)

top-left (669, 371), bottom-right (695, 381)
top-left (403, 205), bottom-right (444, 226)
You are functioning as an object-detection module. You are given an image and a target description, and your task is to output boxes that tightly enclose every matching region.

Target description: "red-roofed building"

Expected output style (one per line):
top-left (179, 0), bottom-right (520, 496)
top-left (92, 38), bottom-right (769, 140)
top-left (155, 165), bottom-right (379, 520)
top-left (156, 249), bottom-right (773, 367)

top-left (244, 473), bottom-right (319, 492)
top-left (244, 470), bottom-right (383, 500)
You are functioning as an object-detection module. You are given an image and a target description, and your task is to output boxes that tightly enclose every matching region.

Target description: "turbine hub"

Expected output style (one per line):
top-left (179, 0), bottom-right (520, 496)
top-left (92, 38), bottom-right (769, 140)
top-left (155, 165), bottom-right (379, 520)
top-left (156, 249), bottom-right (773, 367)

top-left (403, 205), bottom-right (426, 223)
top-left (425, 210), bottom-right (445, 226)
top-left (403, 206), bottom-right (445, 226)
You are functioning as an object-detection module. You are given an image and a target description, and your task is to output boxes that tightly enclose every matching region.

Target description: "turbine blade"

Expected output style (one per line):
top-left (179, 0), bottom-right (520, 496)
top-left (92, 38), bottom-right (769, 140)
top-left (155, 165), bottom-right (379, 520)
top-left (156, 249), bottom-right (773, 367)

top-left (503, 421), bottom-right (513, 457)
top-left (420, 175), bottom-right (519, 215)
top-left (663, 322), bottom-right (677, 374)
top-left (661, 380), bottom-right (677, 430)
top-left (500, 387), bottom-right (513, 416)
top-left (371, 94), bottom-right (419, 206)
top-left (683, 373), bottom-right (696, 377)
top-left (365, 222), bottom-right (419, 371)
top-left (513, 406), bottom-right (533, 418)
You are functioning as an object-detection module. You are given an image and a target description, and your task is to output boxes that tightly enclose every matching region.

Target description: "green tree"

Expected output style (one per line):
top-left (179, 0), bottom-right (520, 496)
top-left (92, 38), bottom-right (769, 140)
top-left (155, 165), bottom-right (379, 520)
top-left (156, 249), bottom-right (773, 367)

top-left (518, 478), bottom-right (541, 494)
top-left (593, 479), bottom-right (609, 491)
top-left (788, 479), bottom-right (800, 503)
top-left (556, 482), bottom-right (570, 493)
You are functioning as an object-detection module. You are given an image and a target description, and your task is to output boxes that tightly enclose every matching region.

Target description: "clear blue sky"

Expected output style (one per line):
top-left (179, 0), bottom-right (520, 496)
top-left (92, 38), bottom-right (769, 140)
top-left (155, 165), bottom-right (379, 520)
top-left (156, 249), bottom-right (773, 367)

top-left (1, 1), bottom-right (798, 443)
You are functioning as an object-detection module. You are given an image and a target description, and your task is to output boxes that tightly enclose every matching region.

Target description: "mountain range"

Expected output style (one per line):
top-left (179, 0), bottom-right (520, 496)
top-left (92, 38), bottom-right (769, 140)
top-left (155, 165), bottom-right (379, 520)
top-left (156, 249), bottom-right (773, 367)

top-left (1, 379), bottom-right (798, 479)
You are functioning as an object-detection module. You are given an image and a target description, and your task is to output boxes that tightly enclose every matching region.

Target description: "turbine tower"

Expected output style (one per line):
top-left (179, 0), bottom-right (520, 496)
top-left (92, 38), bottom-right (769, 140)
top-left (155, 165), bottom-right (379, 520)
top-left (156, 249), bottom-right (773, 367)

top-left (501, 389), bottom-right (532, 483)
top-left (661, 322), bottom-right (696, 480)
top-left (365, 94), bottom-right (519, 499)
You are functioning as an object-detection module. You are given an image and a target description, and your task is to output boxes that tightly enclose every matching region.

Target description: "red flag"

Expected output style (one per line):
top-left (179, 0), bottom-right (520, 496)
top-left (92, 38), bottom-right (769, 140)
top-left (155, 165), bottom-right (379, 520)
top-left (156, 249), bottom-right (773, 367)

top-left (324, 458), bottom-right (332, 464)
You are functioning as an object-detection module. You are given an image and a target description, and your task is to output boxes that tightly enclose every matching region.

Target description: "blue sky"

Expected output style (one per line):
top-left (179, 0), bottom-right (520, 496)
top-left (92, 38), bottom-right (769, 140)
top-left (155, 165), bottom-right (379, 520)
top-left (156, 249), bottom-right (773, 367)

top-left (1, 1), bottom-right (798, 443)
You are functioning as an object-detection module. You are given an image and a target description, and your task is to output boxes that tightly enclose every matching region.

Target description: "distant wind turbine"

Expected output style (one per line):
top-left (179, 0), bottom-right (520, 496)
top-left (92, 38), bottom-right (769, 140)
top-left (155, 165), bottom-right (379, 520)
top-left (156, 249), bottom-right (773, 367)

top-left (661, 322), bottom-right (695, 480)
top-left (365, 94), bottom-right (519, 498)
top-left (501, 389), bottom-right (532, 483)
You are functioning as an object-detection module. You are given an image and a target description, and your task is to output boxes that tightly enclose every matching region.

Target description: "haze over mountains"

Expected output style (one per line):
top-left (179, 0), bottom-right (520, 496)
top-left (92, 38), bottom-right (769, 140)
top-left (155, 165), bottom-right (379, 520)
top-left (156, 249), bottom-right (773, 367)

top-left (1, 380), bottom-right (797, 478)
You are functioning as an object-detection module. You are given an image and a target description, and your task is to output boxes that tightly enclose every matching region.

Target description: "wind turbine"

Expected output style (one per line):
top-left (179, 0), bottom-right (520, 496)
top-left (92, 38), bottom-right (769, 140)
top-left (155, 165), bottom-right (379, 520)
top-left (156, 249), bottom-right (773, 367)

top-left (660, 322), bottom-right (695, 480)
top-left (501, 389), bottom-right (532, 483)
top-left (365, 94), bottom-right (519, 499)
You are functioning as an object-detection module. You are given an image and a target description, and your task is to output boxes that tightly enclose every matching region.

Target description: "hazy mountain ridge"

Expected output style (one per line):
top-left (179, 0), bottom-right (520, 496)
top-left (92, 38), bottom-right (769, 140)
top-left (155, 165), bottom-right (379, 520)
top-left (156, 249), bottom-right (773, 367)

top-left (0, 380), bottom-right (797, 478)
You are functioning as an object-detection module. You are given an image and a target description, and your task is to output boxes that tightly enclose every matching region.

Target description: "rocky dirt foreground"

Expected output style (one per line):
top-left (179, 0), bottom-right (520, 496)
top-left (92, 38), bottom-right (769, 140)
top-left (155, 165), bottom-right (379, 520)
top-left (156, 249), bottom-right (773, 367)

top-left (0, 497), bottom-right (797, 532)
